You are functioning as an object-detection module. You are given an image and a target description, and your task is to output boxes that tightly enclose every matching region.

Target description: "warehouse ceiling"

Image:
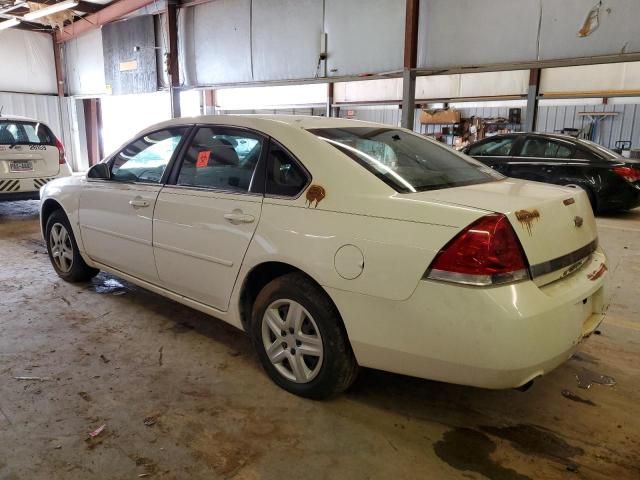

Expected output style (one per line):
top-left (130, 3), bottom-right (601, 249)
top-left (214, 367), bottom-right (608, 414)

top-left (0, 0), bottom-right (114, 31)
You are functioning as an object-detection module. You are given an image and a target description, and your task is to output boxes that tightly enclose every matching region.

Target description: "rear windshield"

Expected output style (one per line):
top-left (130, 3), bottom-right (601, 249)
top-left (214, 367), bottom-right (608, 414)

top-left (308, 127), bottom-right (502, 193)
top-left (0, 121), bottom-right (54, 146)
top-left (576, 138), bottom-right (621, 160)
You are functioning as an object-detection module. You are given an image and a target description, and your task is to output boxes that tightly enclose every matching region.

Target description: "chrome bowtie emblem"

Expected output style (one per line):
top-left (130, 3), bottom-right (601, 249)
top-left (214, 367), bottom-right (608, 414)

top-left (574, 216), bottom-right (584, 227)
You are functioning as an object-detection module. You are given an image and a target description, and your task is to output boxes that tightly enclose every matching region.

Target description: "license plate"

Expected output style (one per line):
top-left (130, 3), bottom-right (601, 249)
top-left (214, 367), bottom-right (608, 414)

top-left (9, 160), bottom-right (33, 172)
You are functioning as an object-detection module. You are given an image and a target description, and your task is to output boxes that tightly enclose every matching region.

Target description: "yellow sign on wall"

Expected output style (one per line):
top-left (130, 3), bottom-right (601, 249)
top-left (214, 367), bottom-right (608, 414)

top-left (119, 60), bottom-right (139, 72)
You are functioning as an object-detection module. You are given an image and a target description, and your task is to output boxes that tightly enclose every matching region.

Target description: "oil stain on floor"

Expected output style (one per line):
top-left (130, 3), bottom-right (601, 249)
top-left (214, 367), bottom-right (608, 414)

top-left (433, 428), bottom-right (531, 480)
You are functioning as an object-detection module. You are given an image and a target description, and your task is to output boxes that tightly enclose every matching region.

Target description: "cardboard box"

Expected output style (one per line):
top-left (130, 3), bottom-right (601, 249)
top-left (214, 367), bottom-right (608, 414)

top-left (420, 109), bottom-right (461, 125)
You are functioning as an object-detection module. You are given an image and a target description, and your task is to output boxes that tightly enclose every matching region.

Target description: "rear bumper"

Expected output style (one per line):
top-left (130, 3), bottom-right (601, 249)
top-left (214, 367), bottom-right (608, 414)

top-left (0, 190), bottom-right (40, 201)
top-left (327, 248), bottom-right (607, 389)
top-left (599, 182), bottom-right (640, 211)
top-left (0, 175), bottom-right (66, 201)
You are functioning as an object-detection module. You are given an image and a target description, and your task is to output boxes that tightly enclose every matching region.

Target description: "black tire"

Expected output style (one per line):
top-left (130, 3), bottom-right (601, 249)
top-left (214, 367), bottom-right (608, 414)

top-left (45, 209), bottom-right (99, 282)
top-left (250, 272), bottom-right (358, 399)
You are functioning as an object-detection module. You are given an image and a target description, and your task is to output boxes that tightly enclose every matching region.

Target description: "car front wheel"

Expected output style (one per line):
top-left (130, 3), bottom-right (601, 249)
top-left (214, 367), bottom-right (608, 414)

top-left (250, 272), bottom-right (358, 399)
top-left (45, 209), bottom-right (99, 282)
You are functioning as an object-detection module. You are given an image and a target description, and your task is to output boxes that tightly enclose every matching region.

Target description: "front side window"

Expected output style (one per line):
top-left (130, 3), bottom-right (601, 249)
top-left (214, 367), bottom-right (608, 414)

top-left (467, 137), bottom-right (515, 157)
top-left (309, 127), bottom-right (502, 193)
top-left (111, 128), bottom-right (187, 183)
top-left (266, 141), bottom-right (309, 197)
top-left (176, 127), bottom-right (264, 192)
top-left (0, 121), bottom-right (54, 145)
top-left (520, 138), bottom-right (573, 159)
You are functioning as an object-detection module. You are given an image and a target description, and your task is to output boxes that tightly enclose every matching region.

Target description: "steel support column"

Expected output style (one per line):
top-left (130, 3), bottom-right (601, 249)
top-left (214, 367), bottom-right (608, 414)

top-left (525, 68), bottom-right (541, 132)
top-left (401, 0), bottom-right (419, 129)
top-left (52, 34), bottom-right (64, 97)
top-left (326, 83), bottom-right (334, 117)
top-left (167, 0), bottom-right (181, 118)
top-left (83, 99), bottom-right (103, 167)
top-left (204, 89), bottom-right (216, 115)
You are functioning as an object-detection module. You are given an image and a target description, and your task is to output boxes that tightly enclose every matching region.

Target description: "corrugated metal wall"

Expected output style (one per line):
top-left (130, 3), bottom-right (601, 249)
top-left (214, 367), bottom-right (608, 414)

top-left (536, 103), bottom-right (640, 149)
top-left (0, 92), bottom-right (62, 138)
top-left (338, 106), bottom-right (401, 126)
top-left (217, 107), bottom-right (326, 116)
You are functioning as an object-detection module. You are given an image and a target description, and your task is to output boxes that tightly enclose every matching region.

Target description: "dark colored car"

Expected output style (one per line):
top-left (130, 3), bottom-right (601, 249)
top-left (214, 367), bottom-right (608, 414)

top-left (463, 133), bottom-right (640, 213)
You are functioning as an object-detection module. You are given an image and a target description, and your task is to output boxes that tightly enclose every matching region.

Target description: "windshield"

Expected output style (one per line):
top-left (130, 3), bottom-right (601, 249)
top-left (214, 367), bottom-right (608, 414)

top-left (308, 127), bottom-right (502, 193)
top-left (0, 121), bottom-right (54, 146)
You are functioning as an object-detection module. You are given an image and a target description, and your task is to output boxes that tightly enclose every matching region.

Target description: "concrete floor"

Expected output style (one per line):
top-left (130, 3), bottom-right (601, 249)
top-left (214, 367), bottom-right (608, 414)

top-left (0, 201), bottom-right (639, 480)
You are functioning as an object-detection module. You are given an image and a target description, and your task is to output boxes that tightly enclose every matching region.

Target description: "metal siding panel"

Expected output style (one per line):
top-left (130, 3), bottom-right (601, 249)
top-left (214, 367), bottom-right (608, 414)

top-left (619, 104), bottom-right (634, 144)
top-left (102, 15), bottom-right (158, 95)
top-left (610, 104), bottom-right (625, 146)
top-left (252, 0), bottom-right (323, 81)
top-left (187, 0), bottom-right (253, 84)
top-left (417, 0), bottom-right (540, 69)
top-left (325, 0), bottom-right (405, 77)
top-left (0, 30), bottom-right (57, 94)
top-left (631, 105), bottom-right (640, 149)
top-left (536, 106), bottom-right (547, 132)
top-left (539, 0), bottom-right (640, 60)
top-left (64, 29), bottom-right (107, 96)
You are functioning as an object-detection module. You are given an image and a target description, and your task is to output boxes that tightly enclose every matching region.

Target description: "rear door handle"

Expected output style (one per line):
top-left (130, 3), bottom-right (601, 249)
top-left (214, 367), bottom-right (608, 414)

top-left (129, 198), bottom-right (150, 208)
top-left (224, 211), bottom-right (255, 224)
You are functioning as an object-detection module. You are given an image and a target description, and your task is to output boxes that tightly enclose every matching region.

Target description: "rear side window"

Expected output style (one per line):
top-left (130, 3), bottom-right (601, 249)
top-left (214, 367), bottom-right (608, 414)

top-left (0, 121), bottom-right (54, 145)
top-left (111, 127), bottom-right (187, 183)
top-left (520, 138), bottom-right (573, 159)
top-left (266, 141), bottom-right (309, 197)
top-left (309, 127), bottom-right (501, 193)
top-left (467, 137), bottom-right (515, 157)
top-left (176, 127), bottom-right (264, 192)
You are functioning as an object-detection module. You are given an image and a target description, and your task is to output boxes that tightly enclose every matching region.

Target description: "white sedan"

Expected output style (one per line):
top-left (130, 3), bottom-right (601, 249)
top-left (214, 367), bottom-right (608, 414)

top-left (40, 115), bottom-right (607, 399)
top-left (0, 115), bottom-right (71, 201)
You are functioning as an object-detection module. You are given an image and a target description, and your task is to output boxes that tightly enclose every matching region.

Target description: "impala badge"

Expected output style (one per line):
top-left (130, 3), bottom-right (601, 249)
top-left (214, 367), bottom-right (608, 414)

top-left (574, 216), bottom-right (584, 228)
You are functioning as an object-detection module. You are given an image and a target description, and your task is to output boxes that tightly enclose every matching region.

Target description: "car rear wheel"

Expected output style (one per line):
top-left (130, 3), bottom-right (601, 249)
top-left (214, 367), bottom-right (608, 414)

top-left (45, 210), bottom-right (99, 282)
top-left (250, 272), bottom-right (358, 399)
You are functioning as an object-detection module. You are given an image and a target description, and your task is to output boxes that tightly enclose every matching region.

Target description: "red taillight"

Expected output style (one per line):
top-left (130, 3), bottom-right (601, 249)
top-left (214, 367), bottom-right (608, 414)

top-left (426, 214), bottom-right (529, 286)
top-left (55, 137), bottom-right (66, 165)
top-left (612, 166), bottom-right (640, 183)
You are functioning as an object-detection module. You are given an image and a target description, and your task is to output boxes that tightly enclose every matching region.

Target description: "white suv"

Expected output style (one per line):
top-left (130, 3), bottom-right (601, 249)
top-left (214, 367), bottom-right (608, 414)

top-left (0, 115), bottom-right (71, 201)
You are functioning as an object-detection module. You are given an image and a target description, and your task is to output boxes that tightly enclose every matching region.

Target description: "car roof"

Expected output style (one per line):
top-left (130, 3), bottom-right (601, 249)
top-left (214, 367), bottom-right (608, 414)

top-left (138, 114), bottom-right (392, 137)
top-left (0, 114), bottom-right (40, 123)
top-left (480, 132), bottom-right (584, 142)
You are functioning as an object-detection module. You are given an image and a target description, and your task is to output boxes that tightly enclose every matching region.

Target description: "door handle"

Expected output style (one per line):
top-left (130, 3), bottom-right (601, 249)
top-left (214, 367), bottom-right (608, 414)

top-left (129, 198), bottom-right (150, 208)
top-left (224, 211), bottom-right (255, 224)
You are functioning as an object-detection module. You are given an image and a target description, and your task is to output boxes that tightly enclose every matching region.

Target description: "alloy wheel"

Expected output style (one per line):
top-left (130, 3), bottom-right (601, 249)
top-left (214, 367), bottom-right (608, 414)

top-left (261, 299), bottom-right (324, 383)
top-left (49, 223), bottom-right (74, 273)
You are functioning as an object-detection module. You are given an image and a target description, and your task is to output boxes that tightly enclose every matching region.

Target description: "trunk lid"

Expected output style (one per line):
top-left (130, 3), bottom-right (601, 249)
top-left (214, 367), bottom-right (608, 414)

top-left (405, 178), bottom-right (598, 285)
top-left (0, 145), bottom-right (61, 178)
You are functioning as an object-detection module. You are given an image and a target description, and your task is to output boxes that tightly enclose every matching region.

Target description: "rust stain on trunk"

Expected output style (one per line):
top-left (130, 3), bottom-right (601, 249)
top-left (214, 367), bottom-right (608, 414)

top-left (587, 263), bottom-right (607, 281)
top-left (515, 209), bottom-right (540, 236)
top-left (305, 185), bottom-right (326, 208)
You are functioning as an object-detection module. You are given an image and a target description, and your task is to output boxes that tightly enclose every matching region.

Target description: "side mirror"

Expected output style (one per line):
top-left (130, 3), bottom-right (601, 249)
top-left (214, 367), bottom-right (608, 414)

top-left (87, 163), bottom-right (111, 180)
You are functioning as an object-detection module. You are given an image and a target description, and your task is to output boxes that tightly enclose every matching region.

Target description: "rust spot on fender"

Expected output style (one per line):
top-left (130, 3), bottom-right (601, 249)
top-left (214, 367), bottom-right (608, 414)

top-left (514, 209), bottom-right (540, 235)
top-left (563, 198), bottom-right (575, 206)
top-left (305, 185), bottom-right (326, 208)
top-left (587, 263), bottom-right (607, 281)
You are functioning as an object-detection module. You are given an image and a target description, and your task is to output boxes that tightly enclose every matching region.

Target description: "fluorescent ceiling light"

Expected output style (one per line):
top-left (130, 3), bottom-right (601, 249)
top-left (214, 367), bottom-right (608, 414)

top-left (23, 0), bottom-right (79, 21)
top-left (0, 18), bottom-right (20, 30)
